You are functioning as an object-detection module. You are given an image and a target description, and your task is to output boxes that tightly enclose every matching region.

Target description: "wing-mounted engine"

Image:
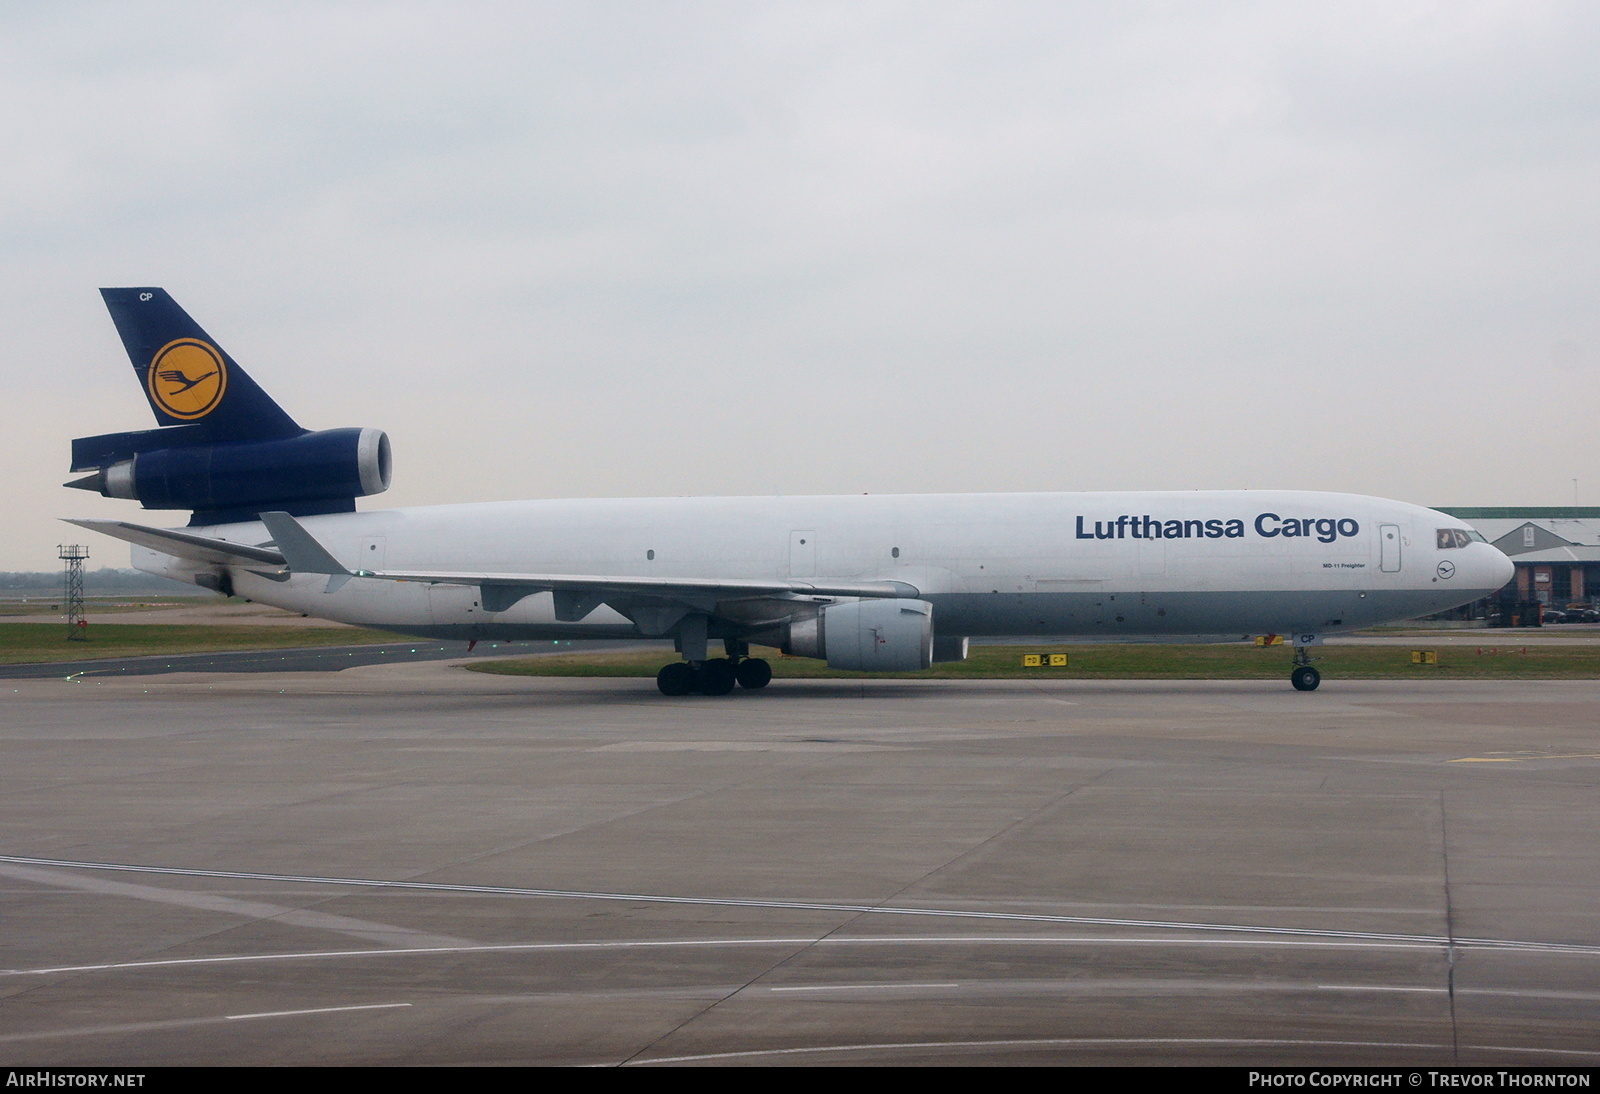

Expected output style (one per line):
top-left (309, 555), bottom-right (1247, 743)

top-left (755, 598), bottom-right (936, 672)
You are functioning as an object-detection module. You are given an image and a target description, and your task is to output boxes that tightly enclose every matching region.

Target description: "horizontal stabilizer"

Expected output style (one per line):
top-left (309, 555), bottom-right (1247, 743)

top-left (64, 518), bottom-right (286, 567)
top-left (258, 511), bottom-right (354, 576)
top-left (71, 424), bottom-right (213, 472)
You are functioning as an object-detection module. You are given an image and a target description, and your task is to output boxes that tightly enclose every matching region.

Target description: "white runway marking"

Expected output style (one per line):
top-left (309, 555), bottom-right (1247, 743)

top-left (225, 1003), bottom-right (412, 1021)
top-left (0, 861), bottom-right (472, 950)
top-left (629, 1037), bottom-right (1600, 1065)
top-left (3, 938), bottom-right (819, 976)
top-left (1316, 984), bottom-right (1447, 993)
top-left (3, 935), bottom-right (1455, 978)
top-left (630, 1037), bottom-right (1453, 1064)
top-left (768, 983), bottom-right (961, 993)
top-left (3, 852), bottom-right (1597, 956)
top-left (0, 1004), bottom-right (416, 1044)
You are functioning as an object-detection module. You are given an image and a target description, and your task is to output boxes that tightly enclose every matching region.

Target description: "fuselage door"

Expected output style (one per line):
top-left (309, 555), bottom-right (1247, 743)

top-left (1380, 524), bottom-right (1402, 573)
top-left (428, 582), bottom-right (479, 624)
top-left (789, 530), bottom-right (817, 577)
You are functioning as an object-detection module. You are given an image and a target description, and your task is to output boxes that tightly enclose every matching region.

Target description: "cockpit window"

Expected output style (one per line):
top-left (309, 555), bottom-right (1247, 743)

top-left (1437, 528), bottom-right (1474, 549)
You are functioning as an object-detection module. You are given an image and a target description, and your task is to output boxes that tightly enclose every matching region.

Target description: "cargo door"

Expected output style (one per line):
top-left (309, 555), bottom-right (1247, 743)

top-left (427, 583), bottom-right (480, 624)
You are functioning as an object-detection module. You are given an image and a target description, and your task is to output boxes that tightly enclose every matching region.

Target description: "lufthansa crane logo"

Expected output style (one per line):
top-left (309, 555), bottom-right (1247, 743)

top-left (147, 339), bottom-right (227, 419)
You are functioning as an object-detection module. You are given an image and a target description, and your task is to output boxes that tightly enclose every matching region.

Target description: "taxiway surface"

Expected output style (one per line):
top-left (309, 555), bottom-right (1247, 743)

top-left (0, 640), bottom-right (663, 680)
top-left (2, 666), bottom-right (1598, 1066)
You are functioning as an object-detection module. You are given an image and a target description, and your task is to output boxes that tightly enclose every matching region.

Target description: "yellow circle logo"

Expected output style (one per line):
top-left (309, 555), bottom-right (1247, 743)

top-left (147, 339), bottom-right (227, 419)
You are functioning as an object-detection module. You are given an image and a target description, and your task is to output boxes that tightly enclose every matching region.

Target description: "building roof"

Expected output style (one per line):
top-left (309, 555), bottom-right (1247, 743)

top-left (1435, 507), bottom-right (1600, 519)
top-left (1498, 545), bottom-right (1600, 564)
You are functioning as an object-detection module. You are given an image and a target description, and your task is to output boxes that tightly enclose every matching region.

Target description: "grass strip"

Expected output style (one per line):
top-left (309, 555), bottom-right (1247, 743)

top-left (0, 623), bottom-right (404, 665)
top-left (0, 597), bottom-right (213, 618)
top-left (467, 642), bottom-right (1600, 680)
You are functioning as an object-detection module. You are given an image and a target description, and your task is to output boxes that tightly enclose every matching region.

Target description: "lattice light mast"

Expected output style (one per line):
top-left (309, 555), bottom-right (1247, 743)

top-left (58, 544), bottom-right (88, 641)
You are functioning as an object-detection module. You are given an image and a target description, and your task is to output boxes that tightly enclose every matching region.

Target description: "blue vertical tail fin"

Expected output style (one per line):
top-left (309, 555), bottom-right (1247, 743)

top-left (99, 288), bottom-right (302, 441)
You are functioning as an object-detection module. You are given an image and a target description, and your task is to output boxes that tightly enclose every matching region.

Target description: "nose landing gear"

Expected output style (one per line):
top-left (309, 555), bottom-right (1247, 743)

top-left (1290, 645), bottom-right (1321, 691)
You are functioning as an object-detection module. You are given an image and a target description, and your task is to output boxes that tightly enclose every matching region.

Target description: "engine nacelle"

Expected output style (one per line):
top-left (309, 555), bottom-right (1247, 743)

top-left (76, 427), bottom-right (391, 515)
top-left (780, 598), bottom-right (935, 672)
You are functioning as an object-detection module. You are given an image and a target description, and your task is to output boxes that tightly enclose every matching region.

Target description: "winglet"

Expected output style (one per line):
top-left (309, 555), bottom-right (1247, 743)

top-left (258, 512), bottom-right (350, 576)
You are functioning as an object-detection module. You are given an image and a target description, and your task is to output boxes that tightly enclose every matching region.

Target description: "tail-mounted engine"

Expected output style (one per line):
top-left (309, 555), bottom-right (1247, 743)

top-left (67, 426), bottom-right (391, 525)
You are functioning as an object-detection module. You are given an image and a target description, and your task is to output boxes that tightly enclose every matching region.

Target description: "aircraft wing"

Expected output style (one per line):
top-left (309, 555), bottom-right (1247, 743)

top-left (256, 512), bottom-right (922, 613)
top-left (63, 518), bottom-right (287, 567)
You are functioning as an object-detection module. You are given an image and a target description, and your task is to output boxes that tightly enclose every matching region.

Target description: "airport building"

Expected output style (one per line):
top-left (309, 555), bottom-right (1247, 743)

top-left (1437, 506), bottom-right (1600, 621)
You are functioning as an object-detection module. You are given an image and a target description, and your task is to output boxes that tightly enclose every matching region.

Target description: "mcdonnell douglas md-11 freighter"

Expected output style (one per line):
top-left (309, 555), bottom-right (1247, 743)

top-left (66, 289), bottom-right (1514, 695)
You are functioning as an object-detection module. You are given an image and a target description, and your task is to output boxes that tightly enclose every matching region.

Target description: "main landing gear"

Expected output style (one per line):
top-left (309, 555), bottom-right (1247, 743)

top-left (656, 641), bottom-right (773, 697)
top-left (1290, 645), bottom-right (1321, 692)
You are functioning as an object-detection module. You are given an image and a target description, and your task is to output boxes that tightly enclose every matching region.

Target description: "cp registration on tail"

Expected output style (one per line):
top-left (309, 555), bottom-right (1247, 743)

top-left (67, 289), bottom-right (1514, 695)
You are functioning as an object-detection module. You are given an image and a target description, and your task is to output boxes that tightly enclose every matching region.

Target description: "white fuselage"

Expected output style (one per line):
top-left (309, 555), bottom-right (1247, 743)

top-left (133, 490), bottom-right (1514, 644)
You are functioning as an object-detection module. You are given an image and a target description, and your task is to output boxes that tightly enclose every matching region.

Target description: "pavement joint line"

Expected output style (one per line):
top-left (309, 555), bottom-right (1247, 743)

top-left (4, 853), bottom-right (1598, 956)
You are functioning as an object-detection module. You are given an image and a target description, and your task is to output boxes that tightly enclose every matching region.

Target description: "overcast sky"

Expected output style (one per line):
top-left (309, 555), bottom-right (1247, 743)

top-left (4, 1), bottom-right (1597, 571)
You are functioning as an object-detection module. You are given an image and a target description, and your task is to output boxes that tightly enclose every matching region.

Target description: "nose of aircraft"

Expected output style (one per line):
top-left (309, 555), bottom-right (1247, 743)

top-left (1480, 543), bottom-right (1515, 592)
